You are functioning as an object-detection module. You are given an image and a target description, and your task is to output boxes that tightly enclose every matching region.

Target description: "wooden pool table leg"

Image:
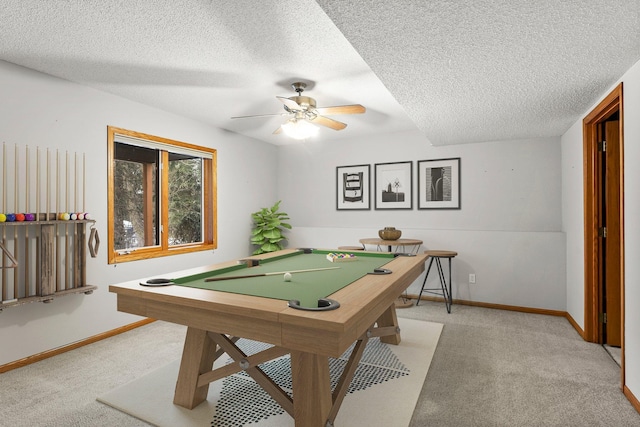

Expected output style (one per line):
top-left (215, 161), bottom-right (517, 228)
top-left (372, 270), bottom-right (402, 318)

top-left (291, 350), bottom-right (332, 427)
top-left (173, 326), bottom-right (217, 409)
top-left (376, 303), bottom-right (401, 345)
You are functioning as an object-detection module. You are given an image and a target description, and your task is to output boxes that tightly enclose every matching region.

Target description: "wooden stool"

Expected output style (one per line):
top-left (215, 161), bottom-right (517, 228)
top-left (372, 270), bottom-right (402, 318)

top-left (417, 250), bottom-right (457, 313)
top-left (337, 245), bottom-right (365, 251)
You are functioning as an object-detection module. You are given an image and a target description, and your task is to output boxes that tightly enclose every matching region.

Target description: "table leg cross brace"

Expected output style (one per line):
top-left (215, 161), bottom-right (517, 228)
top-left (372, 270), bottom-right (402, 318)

top-left (326, 332), bottom-right (369, 426)
top-left (175, 316), bottom-right (401, 426)
top-left (325, 322), bottom-right (400, 426)
top-left (202, 332), bottom-right (293, 415)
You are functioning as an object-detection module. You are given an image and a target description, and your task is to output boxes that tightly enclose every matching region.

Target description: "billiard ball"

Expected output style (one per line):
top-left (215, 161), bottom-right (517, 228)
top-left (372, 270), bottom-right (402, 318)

top-left (15, 213), bottom-right (25, 221)
top-left (284, 272), bottom-right (292, 282)
top-left (0, 214), bottom-right (5, 222)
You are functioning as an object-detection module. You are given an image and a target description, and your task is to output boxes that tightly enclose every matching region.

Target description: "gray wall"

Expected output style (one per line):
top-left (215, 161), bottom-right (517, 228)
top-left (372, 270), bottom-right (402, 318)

top-left (277, 131), bottom-right (566, 310)
top-left (0, 61), bottom-right (278, 365)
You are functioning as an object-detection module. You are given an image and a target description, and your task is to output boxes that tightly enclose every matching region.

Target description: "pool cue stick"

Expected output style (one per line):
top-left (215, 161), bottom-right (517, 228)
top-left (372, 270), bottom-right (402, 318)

top-left (14, 144), bottom-right (18, 298)
top-left (204, 266), bottom-right (341, 282)
top-left (65, 150), bottom-right (69, 212)
top-left (82, 153), bottom-right (85, 213)
top-left (14, 145), bottom-right (18, 212)
top-left (1, 142), bottom-right (5, 301)
top-left (56, 149), bottom-right (60, 292)
top-left (35, 148), bottom-right (40, 295)
top-left (25, 146), bottom-right (30, 296)
top-left (65, 151), bottom-right (69, 289)
top-left (74, 152), bottom-right (77, 215)
top-left (1, 143), bottom-right (5, 300)
top-left (47, 148), bottom-right (50, 221)
top-left (36, 147), bottom-right (40, 221)
top-left (81, 152), bottom-right (86, 285)
top-left (72, 152), bottom-right (78, 288)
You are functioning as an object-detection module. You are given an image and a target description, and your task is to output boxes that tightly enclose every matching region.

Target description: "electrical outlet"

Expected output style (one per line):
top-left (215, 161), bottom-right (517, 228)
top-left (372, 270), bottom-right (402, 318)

top-left (469, 273), bottom-right (476, 284)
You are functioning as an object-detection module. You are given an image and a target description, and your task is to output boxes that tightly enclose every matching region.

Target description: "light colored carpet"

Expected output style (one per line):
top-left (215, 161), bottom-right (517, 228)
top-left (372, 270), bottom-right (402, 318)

top-left (97, 318), bottom-right (442, 427)
top-left (2, 301), bottom-right (639, 427)
top-left (403, 301), bottom-right (640, 427)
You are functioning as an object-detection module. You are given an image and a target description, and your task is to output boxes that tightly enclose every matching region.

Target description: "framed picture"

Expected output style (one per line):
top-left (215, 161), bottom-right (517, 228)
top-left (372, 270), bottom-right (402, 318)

top-left (417, 158), bottom-right (461, 209)
top-left (374, 161), bottom-right (412, 210)
top-left (336, 164), bottom-right (371, 210)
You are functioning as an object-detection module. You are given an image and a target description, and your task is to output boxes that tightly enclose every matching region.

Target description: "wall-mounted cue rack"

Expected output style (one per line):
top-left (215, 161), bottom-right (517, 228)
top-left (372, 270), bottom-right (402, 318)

top-left (0, 142), bottom-right (98, 311)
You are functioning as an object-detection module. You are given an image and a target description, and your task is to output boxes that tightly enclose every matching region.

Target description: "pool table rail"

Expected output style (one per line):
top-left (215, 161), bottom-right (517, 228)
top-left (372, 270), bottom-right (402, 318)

top-left (110, 250), bottom-right (428, 357)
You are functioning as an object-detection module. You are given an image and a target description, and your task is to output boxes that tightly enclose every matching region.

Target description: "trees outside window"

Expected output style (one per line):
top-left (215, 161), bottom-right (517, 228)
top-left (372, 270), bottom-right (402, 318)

top-left (107, 127), bottom-right (216, 263)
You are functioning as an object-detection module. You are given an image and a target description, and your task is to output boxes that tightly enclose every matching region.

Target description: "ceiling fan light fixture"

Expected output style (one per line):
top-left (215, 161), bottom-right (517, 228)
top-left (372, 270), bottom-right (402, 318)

top-left (281, 118), bottom-right (319, 140)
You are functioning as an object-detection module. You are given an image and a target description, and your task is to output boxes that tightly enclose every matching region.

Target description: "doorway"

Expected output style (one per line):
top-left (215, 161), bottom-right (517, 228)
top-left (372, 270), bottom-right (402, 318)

top-left (582, 83), bottom-right (624, 386)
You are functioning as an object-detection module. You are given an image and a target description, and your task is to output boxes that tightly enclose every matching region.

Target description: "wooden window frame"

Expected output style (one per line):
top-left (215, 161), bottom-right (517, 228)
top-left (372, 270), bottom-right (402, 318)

top-left (107, 126), bottom-right (217, 264)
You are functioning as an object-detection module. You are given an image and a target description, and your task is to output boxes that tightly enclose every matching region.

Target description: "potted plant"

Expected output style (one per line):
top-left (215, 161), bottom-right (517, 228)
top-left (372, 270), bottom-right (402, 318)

top-left (250, 201), bottom-right (292, 255)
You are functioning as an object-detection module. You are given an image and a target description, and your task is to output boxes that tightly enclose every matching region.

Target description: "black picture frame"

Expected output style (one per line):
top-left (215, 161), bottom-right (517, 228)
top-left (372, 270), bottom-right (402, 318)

top-left (336, 164), bottom-right (371, 210)
top-left (374, 161), bottom-right (412, 210)
top-left (417, 158), bottom-right (461, 209)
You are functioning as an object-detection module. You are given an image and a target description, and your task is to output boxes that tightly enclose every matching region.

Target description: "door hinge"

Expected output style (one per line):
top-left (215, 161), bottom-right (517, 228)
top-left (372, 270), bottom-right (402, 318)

top-left (599, 312), bottom-right (607, 324)
top-left (598, 227), bottom-right (607, 238)
top-left (598, 140), bottom-right (607, 152)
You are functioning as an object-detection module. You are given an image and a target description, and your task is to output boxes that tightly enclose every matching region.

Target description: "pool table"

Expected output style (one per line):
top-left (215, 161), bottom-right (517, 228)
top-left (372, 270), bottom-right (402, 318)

top-left (109, 248), bottom-right (428, 427)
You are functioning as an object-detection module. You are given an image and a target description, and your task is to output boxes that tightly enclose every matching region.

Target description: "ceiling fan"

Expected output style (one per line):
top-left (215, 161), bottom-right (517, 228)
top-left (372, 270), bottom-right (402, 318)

top-left (231, 82), bottom-right (366, 139)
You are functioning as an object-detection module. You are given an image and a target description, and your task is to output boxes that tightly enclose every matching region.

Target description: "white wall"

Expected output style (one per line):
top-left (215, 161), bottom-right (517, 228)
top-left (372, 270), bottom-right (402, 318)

top-left (277, 130), bottom-right (566, 310)
top-left (562, 58), bottom-right (640, 404)
top-left (0, 61), bottom-right (278, 365)
top-left (622, 58), bottom-right (640, 404)
top-left (561, 119), bottom-right (586, 326)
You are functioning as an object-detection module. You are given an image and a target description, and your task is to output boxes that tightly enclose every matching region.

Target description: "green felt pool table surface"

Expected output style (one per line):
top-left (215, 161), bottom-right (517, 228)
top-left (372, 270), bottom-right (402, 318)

top-left (171, 249), bottom-right (394, 308)
top-left (109, 248), bottom-right (429, 426)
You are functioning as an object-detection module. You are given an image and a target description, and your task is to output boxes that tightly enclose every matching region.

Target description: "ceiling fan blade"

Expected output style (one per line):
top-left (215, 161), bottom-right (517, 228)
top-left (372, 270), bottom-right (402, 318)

top-left (231, 113), bottom-right (285, 119)
top-left (315, 104), bottom-right (366, 115)
top-left (277, 96), bottom-right (302, 111)
top-left (310, 115), bottom-right (347, 131)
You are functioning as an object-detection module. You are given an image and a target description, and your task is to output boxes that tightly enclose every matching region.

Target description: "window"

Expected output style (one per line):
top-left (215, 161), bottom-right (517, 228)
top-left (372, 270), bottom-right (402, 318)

top-left (107, 126), bottom-right (216, 263)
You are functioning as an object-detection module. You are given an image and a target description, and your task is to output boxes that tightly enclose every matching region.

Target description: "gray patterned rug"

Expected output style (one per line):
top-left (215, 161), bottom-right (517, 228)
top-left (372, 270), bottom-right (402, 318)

top-left (97, 318), bottom-right (442, 427)
top-left (212, 336), bottom-right (410, 425)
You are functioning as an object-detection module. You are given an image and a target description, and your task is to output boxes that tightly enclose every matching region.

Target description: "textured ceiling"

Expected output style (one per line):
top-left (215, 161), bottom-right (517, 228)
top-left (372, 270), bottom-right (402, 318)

top-left (0, 1), bottom-right (639, 146)
top-left (317, 0), bottom-right (640, 144)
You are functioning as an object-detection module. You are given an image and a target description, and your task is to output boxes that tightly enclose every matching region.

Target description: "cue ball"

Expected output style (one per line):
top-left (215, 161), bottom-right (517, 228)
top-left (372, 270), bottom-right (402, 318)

top-left (284, 272), bottom-right (292, 282)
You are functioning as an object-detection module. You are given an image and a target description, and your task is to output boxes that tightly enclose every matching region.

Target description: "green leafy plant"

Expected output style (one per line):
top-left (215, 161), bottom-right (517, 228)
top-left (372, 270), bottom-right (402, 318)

top-left (250, 201), bottom-right (292, 254)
